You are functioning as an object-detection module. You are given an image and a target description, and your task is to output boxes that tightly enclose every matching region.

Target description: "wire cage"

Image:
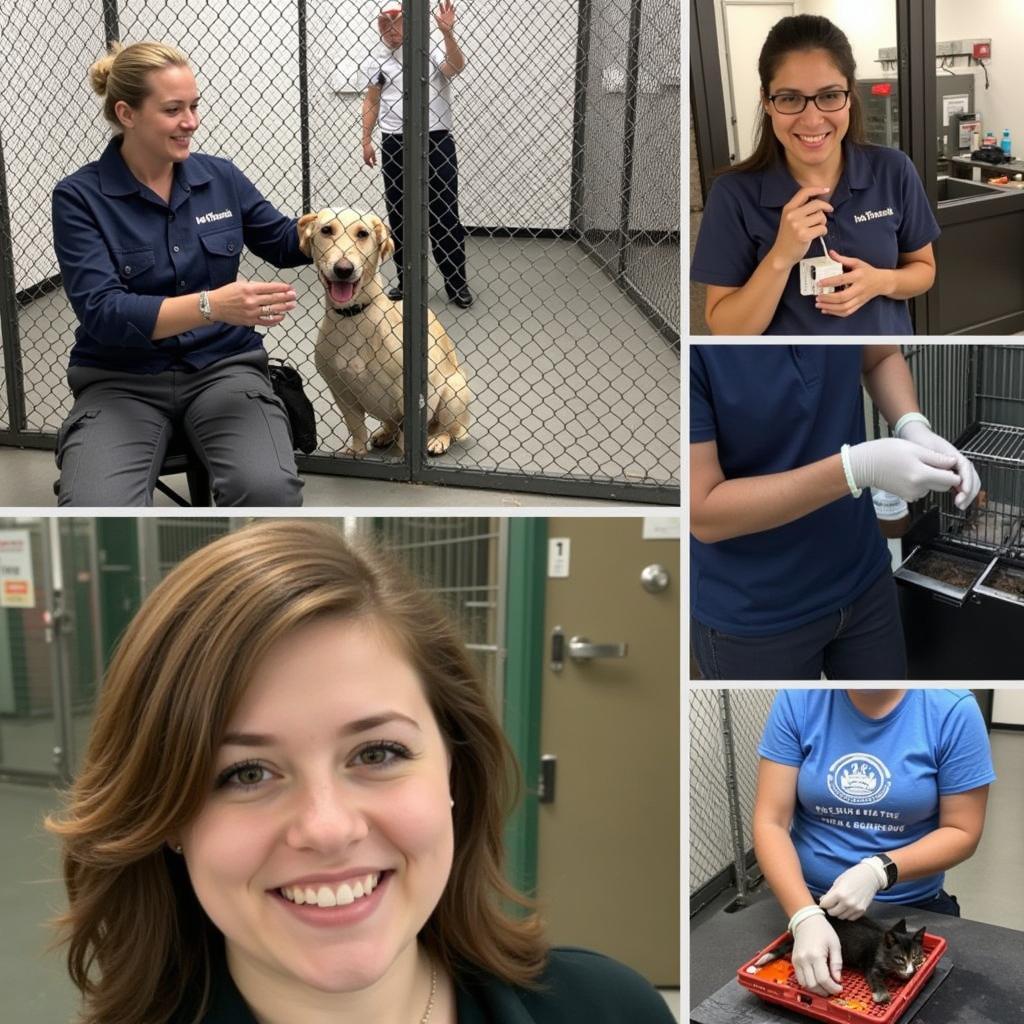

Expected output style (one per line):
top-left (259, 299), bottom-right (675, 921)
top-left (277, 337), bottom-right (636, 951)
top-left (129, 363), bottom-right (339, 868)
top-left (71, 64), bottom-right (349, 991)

top-left (0, 0), bottom-right (680, 504)
top-left (893, 344), bottom-right (1024, 678)
top-left (901, 344), bottom-right (1024, 560)
top-left (689, 689), bottom-right (775, 915)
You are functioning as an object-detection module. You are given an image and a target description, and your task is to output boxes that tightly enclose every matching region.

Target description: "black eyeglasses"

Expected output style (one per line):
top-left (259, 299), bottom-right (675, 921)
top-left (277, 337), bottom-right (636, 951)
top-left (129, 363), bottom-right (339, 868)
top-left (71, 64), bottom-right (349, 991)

top-left (768, 90), bottom-right (851, 115)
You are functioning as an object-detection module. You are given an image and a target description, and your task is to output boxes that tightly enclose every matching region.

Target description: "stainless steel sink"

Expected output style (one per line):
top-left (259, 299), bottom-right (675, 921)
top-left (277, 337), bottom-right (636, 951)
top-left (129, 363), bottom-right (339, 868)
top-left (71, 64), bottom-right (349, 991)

top-left (936, 175), bottom-right (1006, 204)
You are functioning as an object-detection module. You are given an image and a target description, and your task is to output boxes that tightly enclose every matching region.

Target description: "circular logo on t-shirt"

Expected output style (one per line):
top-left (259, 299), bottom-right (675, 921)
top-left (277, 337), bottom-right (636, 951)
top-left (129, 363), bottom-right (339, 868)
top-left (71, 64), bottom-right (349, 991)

top-left (826, 752), bottom-right (892, 805)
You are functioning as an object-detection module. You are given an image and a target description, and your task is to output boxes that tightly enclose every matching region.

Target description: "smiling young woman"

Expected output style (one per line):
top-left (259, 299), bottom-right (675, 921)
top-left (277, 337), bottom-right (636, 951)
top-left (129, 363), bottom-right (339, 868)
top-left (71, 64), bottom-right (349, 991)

top-left (45, 521), bottom-right (673, 1024)
top-left (691, 15), bottom-right (939, 335)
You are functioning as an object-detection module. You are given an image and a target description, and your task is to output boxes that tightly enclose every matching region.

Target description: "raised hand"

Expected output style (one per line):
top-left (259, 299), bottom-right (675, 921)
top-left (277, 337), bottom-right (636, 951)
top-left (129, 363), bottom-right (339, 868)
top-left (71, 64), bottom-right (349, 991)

top-left (434, 0), bottom-right (456, 34)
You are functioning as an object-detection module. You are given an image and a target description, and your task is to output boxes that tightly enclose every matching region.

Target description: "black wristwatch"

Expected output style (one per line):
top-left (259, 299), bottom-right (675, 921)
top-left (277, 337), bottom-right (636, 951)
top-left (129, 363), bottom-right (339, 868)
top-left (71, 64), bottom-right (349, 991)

top-left (875, 853), bottom-right (898, 891)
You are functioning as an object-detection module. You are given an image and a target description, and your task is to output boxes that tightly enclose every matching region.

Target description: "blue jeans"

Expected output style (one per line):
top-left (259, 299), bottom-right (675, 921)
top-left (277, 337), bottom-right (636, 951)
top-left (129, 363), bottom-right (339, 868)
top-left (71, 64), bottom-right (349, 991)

top-left (690, 569), bottom-right (907, 680)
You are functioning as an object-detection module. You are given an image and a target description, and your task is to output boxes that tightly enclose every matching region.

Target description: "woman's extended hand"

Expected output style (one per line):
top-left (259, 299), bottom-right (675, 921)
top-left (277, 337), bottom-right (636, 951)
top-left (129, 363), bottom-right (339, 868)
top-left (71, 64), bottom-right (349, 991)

top-left (767, 186), bottom-right (834, 269)
top-left (815, 249), bottom-right (895, 317)
top-left (791, 913), bottom-right (843, 996)
top-left (209, 281), bottom-right (297, 327)
top-left (820, 860), bottom-right (884, 920)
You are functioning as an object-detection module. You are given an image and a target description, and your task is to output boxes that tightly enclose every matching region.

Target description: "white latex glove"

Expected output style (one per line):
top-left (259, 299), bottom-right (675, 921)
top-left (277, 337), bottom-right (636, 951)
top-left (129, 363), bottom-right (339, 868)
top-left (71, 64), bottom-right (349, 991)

top-left (791, 912), bottom-right (843, 995)
top-left (897, 419), bottom-right (982, 510)
top-left (845, 438), bottom-right (960, 502)
top-left (819, 860), bottom-right (884, 920)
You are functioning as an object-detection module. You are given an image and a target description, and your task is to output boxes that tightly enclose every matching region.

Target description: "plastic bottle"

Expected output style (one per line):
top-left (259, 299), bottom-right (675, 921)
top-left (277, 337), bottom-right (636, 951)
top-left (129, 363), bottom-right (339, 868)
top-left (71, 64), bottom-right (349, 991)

top-left (983, 130), bottom-right (997, 148)
top-left (1001, 129), bottom-right (1012, 158)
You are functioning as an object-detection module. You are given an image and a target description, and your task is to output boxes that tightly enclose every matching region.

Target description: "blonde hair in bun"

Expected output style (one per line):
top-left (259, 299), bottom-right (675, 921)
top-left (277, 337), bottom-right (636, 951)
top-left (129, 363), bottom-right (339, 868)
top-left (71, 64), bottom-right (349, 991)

top-left (88, 40), bottom-right (189, 130)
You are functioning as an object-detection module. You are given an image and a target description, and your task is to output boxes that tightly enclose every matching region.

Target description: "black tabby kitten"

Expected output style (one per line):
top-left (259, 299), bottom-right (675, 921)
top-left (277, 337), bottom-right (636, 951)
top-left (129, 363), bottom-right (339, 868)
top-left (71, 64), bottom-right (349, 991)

top-left (754, 916), bottom-right (926, 1004)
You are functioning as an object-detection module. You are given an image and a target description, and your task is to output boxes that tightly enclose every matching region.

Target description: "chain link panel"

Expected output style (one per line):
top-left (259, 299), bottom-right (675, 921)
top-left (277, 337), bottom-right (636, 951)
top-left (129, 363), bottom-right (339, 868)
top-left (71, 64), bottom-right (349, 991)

top-left (689, 688), bottom-right (775, 899)
top-left (0, 0), bottom-right (679, 501)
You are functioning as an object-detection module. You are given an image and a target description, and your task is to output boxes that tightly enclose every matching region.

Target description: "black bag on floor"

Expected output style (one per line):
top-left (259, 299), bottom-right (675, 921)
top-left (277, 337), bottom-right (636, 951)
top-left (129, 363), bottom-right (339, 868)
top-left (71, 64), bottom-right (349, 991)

top-left (267, 358), bottom-right (317, 454)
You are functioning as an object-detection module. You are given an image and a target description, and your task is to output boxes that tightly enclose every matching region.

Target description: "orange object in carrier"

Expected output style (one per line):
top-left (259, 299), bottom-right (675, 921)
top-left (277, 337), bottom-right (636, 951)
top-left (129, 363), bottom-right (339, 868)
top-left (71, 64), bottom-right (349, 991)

top-left (736, 931), bottom-right (947, 1024)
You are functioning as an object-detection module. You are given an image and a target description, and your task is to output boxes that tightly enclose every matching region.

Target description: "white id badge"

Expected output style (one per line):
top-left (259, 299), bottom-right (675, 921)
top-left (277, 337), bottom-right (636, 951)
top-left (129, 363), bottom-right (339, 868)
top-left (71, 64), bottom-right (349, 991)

top-left (799, 256), bottom-right (843, 296)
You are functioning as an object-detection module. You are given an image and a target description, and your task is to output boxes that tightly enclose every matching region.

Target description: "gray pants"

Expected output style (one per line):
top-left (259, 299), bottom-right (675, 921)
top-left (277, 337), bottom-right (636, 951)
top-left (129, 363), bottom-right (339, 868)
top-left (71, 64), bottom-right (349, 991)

top-left (56, 350), bottom-right (303, 507)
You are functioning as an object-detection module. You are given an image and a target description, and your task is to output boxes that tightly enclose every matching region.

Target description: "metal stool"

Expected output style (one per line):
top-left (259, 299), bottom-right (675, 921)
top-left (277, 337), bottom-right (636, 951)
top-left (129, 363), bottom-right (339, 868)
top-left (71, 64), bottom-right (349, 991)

top-left (53, 432), bottom-right (212, 506)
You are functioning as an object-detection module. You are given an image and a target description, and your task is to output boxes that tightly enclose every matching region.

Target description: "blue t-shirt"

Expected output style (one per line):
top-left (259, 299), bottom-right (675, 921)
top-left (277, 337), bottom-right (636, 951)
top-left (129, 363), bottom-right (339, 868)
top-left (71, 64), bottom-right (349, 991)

top-left (758, 689), bottom-right (996, 905)
top-left (690, 344), bottom-right (890, 636)
top-left (691, 143), bottom-right (940, 335)
top-left (52, 137), bottom-right (310, 374)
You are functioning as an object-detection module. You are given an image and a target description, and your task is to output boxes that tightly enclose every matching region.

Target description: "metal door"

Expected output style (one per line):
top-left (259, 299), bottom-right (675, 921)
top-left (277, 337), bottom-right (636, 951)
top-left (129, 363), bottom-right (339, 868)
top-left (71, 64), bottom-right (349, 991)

top-left (722, 2), bottom-right (793, 161)
top-left (536, 516), bottom-right (679, 984)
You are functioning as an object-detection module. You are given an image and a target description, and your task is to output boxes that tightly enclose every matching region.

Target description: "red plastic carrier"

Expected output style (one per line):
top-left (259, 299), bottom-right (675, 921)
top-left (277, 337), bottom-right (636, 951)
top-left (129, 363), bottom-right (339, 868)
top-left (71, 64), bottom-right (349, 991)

top-left (736, 930), bottom-right (947, 1024)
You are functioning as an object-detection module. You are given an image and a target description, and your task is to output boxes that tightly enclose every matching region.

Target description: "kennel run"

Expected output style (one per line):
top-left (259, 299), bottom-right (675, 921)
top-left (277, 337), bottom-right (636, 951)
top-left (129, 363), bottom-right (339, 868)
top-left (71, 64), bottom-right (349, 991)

top-left (0, 0), bottom-right (680, 504)
top-left (886, 344), bottom-right (1024, 679)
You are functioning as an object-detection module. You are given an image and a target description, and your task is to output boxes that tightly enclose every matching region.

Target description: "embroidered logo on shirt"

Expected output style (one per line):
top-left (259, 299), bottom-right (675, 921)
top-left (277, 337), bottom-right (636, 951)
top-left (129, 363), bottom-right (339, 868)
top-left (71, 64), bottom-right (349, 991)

top-left (853, 207), bottom-right (895, 224)
top-left (826, 752), bottom-right (892, 805)
top-left (195, 209), bottom-right (234, 225)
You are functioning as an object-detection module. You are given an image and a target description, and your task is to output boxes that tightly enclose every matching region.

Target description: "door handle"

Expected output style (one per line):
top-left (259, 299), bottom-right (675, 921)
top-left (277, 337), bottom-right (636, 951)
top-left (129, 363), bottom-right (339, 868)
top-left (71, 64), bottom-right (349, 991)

top-left (568, 636), bottom-right (628, 661)
top-left (551, 626), bottom-right (628, 671)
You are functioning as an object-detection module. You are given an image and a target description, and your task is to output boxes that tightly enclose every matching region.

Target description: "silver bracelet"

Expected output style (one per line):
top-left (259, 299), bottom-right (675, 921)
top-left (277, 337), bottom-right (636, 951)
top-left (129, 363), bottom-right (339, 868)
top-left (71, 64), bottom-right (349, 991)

top-left (199, 290), bottom-right (213, 321)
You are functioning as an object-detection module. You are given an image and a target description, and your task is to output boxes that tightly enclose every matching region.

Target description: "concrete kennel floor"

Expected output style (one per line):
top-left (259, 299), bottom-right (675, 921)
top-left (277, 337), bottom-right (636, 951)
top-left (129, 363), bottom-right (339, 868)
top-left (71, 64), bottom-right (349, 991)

top-left (1, 236), bottom-right (680, 505)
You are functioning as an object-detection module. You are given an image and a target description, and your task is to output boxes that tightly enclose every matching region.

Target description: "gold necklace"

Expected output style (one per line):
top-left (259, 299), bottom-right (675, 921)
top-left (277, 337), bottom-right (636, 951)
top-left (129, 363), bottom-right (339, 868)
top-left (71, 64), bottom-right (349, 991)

top-left (419, 961), bottom-right (438, 1024)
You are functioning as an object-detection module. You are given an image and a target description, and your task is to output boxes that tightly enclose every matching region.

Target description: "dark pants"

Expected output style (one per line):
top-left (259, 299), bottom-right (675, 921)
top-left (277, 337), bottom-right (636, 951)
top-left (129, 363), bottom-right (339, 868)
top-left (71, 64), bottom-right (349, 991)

top-left (381, 129), bottom-right (467, 296)
top-left (691, 568), bottom-right (907, 680)
top-left (56, 349), bottom-right (303, 507)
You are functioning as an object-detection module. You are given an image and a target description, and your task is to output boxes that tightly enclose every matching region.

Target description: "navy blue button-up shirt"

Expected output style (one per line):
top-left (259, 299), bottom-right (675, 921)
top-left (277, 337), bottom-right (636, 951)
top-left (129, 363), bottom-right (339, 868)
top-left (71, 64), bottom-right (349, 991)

top-left (691, 143), bottom-right (940, 335)
top-left (52, 137), bottom-right (311, 373)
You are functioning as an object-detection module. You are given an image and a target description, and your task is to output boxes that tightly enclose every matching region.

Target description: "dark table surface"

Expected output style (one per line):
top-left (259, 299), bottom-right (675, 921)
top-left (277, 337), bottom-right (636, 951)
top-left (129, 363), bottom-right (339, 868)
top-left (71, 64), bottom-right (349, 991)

top-left (690, 888), bottom-right (1024, 1024)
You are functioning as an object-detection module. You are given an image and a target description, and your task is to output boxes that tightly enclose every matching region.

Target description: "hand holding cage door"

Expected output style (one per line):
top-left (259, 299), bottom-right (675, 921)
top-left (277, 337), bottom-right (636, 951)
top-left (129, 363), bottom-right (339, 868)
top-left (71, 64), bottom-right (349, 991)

top-left (842, 438), bottom-right (961, 502)
top-left (895, 418), bottom-right (982, 510)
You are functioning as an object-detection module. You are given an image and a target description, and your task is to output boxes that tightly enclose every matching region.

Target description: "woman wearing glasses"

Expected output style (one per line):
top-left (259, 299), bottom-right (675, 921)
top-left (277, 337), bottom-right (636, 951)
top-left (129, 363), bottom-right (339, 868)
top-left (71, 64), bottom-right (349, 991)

top-left (691, 15), bottom-right (938, 335)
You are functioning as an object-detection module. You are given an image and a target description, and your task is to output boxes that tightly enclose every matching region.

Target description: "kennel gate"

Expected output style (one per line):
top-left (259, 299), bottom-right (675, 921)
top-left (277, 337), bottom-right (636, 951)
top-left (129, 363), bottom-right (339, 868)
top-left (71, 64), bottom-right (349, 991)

top-left (0, 0), bottom-right (679, 504)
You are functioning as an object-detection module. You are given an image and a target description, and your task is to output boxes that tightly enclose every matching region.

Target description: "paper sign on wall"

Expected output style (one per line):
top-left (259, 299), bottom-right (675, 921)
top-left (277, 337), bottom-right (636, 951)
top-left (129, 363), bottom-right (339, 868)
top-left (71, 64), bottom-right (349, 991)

top-left (642, 517), bottom-right (680, 540)
top-left (942, 94), bottom-right (969, 127)
top-left (548, 538), bottom-right (570, 578)
top-left (0, 529), bottom-right (35, 608)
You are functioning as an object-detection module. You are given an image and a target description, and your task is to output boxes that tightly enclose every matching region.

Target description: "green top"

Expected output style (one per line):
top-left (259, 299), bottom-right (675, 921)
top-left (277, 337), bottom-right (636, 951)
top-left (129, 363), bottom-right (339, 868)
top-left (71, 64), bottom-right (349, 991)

top-left (194, 947), bottom-right (675, 1023)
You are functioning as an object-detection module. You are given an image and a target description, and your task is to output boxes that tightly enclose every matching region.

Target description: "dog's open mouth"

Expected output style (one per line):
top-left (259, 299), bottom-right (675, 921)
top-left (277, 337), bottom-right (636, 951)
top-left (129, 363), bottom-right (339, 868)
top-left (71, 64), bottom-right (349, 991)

top-left (321, 273), bottom-right (361, 307)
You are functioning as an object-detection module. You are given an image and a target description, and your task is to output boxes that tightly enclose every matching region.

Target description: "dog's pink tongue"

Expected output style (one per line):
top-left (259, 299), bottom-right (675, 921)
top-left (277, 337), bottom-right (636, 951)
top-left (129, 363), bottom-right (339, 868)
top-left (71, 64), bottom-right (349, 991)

top-left (330, 280), bottom-right (357, 305)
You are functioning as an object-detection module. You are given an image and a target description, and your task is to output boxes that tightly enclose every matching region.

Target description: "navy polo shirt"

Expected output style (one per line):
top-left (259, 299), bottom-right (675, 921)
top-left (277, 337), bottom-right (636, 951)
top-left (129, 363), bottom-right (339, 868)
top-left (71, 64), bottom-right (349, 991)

top-left (690, 344), bottom-right (890, 636)
top-left (52, 137), bottom-right (311, 373)
top-left (691, 143), bottom-right (940, 335)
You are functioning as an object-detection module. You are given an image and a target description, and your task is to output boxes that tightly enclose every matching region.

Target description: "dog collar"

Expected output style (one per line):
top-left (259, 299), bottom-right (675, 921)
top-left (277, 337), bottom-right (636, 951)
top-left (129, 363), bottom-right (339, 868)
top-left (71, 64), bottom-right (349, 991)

top-left (331, 303), bottom-right (367, 317)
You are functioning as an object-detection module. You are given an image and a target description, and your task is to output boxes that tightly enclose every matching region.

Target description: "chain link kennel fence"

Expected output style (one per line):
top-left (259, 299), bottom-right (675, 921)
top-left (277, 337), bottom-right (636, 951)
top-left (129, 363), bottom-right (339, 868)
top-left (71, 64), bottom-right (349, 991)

top-left (689, 688), bottom-right (775, 914)
top-left (0, 0), bottom-right (679, 503)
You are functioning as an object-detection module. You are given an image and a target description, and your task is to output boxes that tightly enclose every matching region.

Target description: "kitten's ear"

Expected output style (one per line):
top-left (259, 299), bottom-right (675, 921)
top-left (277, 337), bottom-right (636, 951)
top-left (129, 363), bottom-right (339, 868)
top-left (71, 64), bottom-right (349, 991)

top-left (912, 927), bottom-right (926, 943)
top-left (893, 919), bottom-right (907, 932)
top-left (883, 931), bottom-right (896, 947)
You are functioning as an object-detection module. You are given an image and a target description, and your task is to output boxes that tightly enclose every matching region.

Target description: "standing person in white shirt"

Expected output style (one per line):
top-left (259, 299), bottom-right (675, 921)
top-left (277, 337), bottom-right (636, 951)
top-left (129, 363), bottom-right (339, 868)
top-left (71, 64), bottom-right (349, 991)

top-left (361, 1), bottom-right (473, 308)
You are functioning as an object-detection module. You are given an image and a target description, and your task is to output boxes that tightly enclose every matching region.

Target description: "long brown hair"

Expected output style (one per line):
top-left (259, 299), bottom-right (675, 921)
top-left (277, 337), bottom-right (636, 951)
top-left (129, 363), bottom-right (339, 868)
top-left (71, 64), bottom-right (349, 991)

top-left (722, 14), bottom-right (866, 177)
top-left (46, 521), bottom-right (546, 1024)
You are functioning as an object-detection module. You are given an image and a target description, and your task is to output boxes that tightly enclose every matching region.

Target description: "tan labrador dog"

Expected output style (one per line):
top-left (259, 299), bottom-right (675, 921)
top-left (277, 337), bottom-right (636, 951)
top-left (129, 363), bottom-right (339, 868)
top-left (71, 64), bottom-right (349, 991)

top-left (299, 208), bottom-right (471, 456)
